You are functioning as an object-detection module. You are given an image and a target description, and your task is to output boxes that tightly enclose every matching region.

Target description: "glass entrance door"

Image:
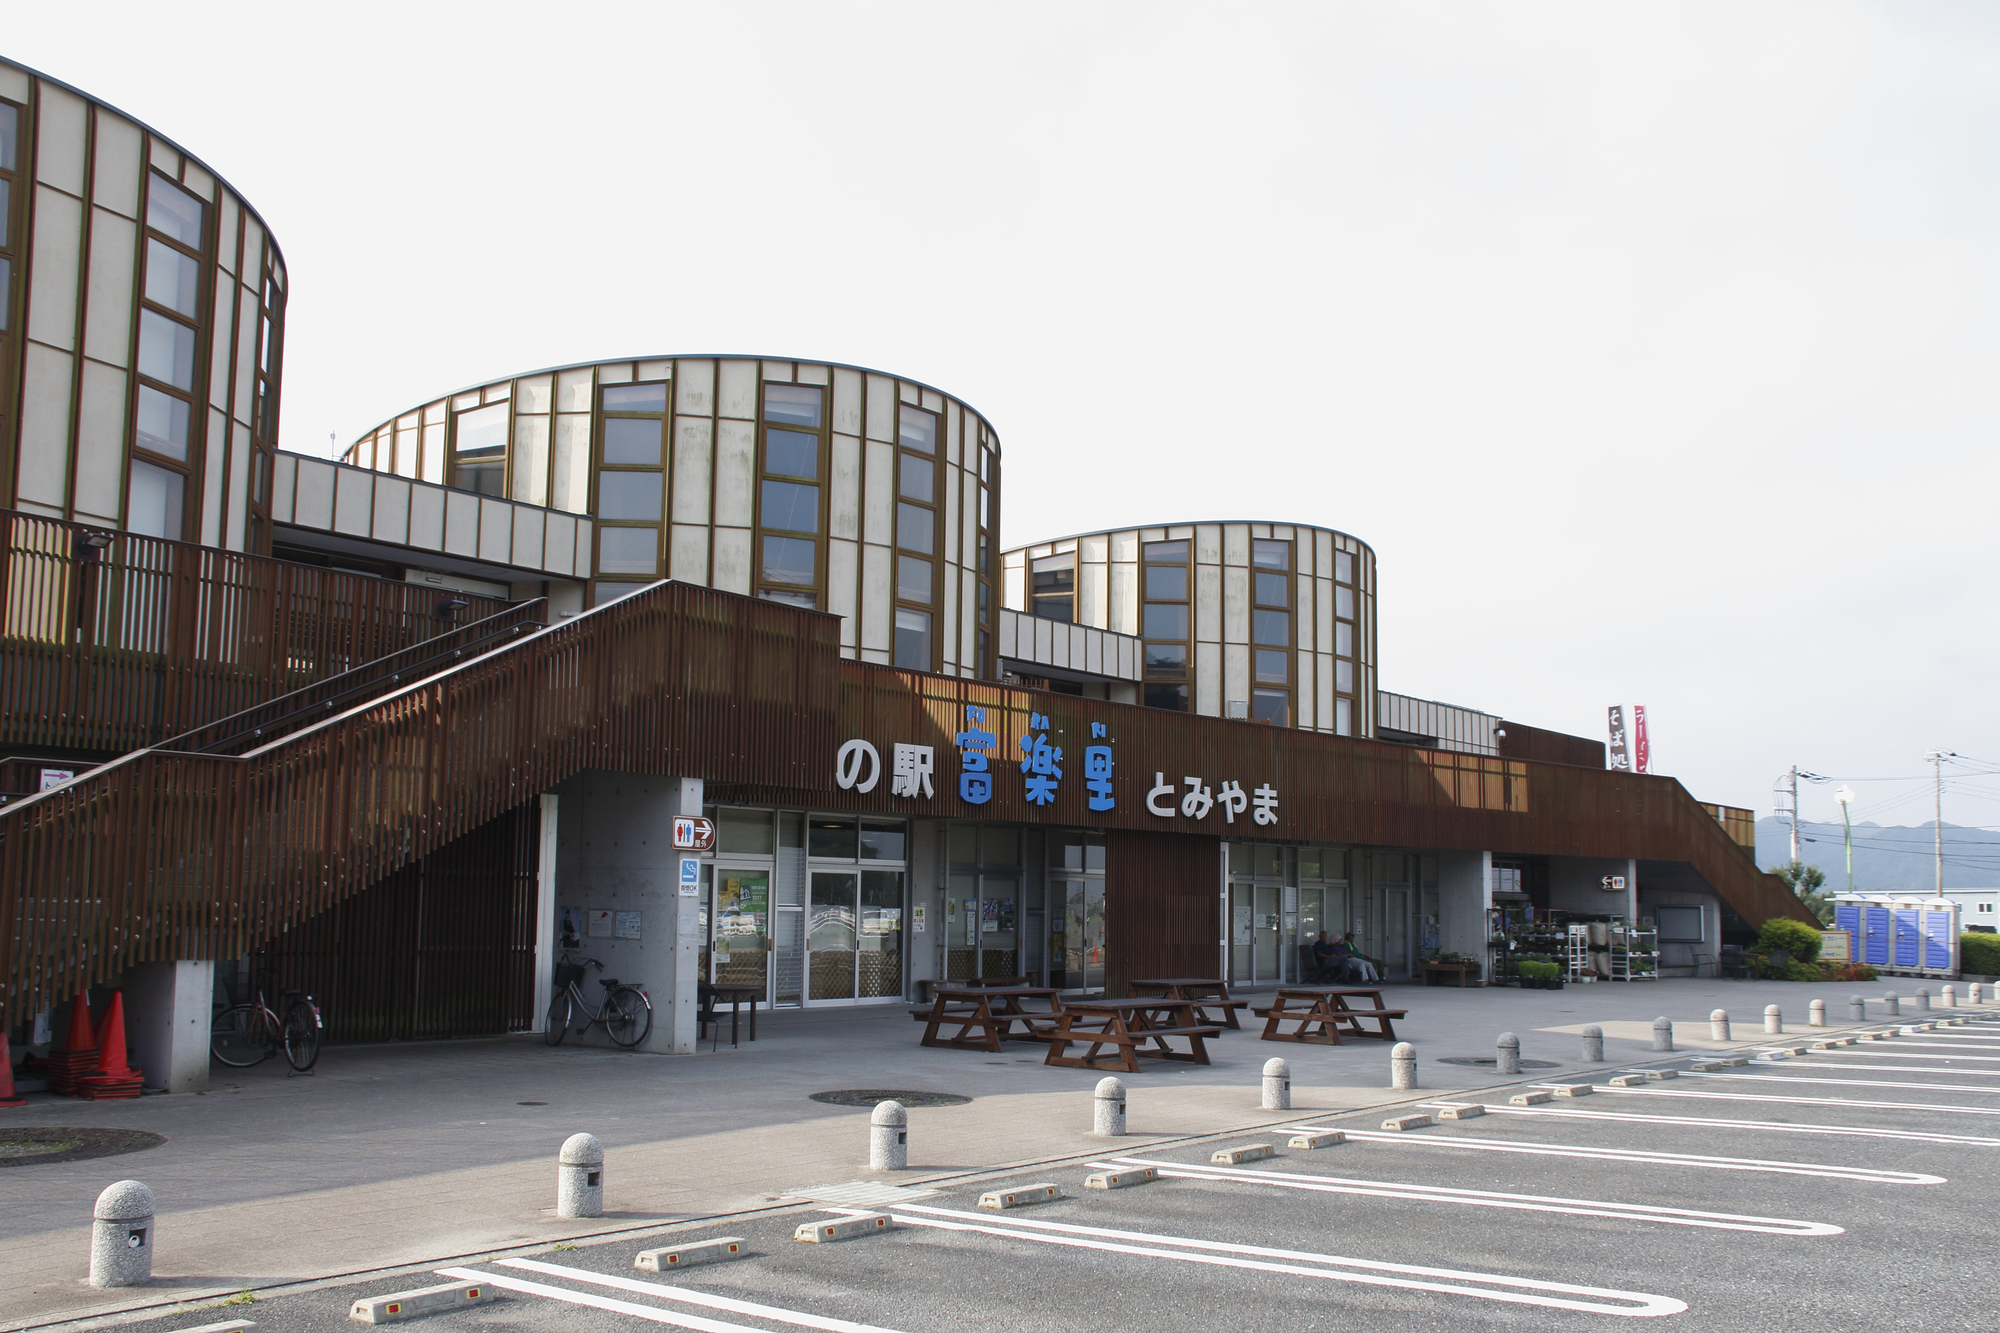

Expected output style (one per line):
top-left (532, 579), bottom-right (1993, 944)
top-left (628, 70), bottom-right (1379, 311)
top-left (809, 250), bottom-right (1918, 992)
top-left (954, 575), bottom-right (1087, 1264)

top-left (808, 870), bottom-right (904, 1004)
top-left (1056, 877), bottom-right (1104, 991)
top-left (710, 868), bottom-right (771, 997)
top-left (1228, 882), bottom-right (1285, 983)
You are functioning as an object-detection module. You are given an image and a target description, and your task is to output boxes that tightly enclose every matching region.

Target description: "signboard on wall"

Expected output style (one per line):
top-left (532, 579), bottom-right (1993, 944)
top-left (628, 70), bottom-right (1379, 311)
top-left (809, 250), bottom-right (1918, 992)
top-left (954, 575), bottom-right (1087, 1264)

top-left (672, 816), bottom-right (716, 851)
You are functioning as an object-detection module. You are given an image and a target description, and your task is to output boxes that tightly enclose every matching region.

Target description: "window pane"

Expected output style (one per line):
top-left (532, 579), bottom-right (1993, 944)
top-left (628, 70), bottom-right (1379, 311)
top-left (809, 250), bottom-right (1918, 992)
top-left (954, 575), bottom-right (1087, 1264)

top-left (1337, 658), bottom-right (1354, 692)
top-left (861, 821), bottom-right (906, 861)
top-left (600, 471), bottom-right (663, 520)
top-left (592, 581), bottom-right (643, 607)
top-left (1252, 690), bottom-right (1291, 727)
top-left (898, 405), bottom-right (936, 453)
top-left (598, 526), bottom-right (657, 575)
top-left (809, 817), bottom-right (857, 860)
top-left (897, 554), bottom-right (932, 604)
top-left (1252, 609), bottom-right (1290, 647)
top-left (894, 607), bottom-right (931, 669)
top-left (1144, 682), bottom-right (1189, 712)
top-left (899, 453), bottom-right (933, 501)
top-left (135, 385), bottom-right (191, 462)
top-left (1254, 571), bottom-right (1288, 607)
top-left (143, 239), bottom-right (201, 318)
top-left (897, 502), bottom-right (933, 554)
top-left (1144, 603), bottom-right (1188, 640)
top-left (1032, 556), bottom-right (1074, 594)
top-left (1255, 648), bottom-right (1288, 684)
top-left (602, 416), bottom-right (662, 465)
top-left (137, 310), bottom-right (196, 390)
top-left (1145, 643), bottom-right (1187, 678)
top-left (1145, 563), bottom-right (1187, 600)
top-left (0, 104), bottom-right (15, 172)
top-left (978, 580), bottom-right (990, 625)
top-left (765, 428), bottom-right (818, 478)
top-left (760, 589), bottom-right (818, 609)
top-left (146, 174), bottom-right (205, 248)
top-left (1253, 539), bottom-right (1289, 570)
top-left (602, 382), bottom-right (667, 413)
top-left (765, 383), bottom-right (823, 427)
top-left (1336, 697), bottom-right (1353, 736)
top-left (1336, 621), bottom-right (1353, 657)
top-left (454, 402), bottom-right (509, 458)
top-left (0, 256), bottom-right (9, 331)
top-left (453, 462), bottom-right (505, 496)
top-left (1336, 585), bottom-right (1355, 620)
top-left (761, 535), bottom-right (816, 586)
top-left (126, 459), bottom-right (184, 539)
top-left (1032, 596), bottom-right (1072, 623)
top-left (1335, 550), bottom-right (1354, 584)
top-left (762, 480), bottom-right (819, 533)
top-left (1144, 539), bottom-right (1187, 560)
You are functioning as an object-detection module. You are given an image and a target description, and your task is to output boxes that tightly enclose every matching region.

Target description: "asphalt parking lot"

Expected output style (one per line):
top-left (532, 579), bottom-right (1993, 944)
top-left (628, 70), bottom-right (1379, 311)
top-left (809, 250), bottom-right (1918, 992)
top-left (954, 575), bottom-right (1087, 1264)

top-left (123, 1013), bottom-right (2000, 1332)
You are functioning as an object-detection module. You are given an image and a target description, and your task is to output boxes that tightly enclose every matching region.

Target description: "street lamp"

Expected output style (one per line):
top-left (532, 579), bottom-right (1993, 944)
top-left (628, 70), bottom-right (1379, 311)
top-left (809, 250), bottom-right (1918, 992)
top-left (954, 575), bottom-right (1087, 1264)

top-left (1834, 786), bottom-right (1855, 895)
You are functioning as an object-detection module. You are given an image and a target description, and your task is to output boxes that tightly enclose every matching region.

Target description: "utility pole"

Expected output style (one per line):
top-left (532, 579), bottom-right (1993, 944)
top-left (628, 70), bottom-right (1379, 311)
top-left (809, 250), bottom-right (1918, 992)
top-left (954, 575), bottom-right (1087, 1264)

top-left (1789, 767), bottom-right (1800, 864)
top-left (1925, 750), bottom-right (1955, 897)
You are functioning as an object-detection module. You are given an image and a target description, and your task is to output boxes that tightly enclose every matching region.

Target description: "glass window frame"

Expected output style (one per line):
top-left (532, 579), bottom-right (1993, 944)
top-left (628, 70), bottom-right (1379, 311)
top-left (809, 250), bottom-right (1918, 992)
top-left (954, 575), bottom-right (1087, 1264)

top-left (1249, 538), bottom-right (1293, 725)
top-left (125, 168), bottom-right (213, 542)
top-left (1030, 551), bottom-right (1075, 623)
top-left (755, 381), bottom-right (830, 608)
top-left (593, 379), bottom-right (671, 585)
top-left (448, 399), bottom-right (513, 499)
top-left (1141, 538), bottom-right (1191, 708)
top-left (891, 403), bottom-right (941, 672)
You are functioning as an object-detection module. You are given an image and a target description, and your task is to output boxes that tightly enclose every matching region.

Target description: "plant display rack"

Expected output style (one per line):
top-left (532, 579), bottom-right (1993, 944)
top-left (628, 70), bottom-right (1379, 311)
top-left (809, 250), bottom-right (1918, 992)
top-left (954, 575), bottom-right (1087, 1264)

top-left (1610, 922), bottom-right (1659, 981)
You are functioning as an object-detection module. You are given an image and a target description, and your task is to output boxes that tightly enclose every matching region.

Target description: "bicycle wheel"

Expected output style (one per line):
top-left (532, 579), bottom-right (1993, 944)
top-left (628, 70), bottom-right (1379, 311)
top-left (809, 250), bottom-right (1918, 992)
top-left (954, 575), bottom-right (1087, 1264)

top-left (543, 990), bottom-right (572, 1046)
top-left (211, 1004), bottom-right (273, 1067)
top-left (603, 988), bottom-right (653, 1048)
top-left (282, 1003), bottom-right (321, 1072)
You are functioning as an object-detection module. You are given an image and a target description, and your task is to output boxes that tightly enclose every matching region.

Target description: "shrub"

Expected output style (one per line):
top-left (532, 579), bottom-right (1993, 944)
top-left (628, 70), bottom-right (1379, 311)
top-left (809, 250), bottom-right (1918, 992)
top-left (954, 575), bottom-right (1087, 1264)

top-left (1755, 918), bottom-right (1824, 965)
top-left (1783, 961), bottom-right (1823, 983)
top-left (1823, 962), bottom-right (1877, 983)
top-left (1962, 933), bottom-right (2000, 977)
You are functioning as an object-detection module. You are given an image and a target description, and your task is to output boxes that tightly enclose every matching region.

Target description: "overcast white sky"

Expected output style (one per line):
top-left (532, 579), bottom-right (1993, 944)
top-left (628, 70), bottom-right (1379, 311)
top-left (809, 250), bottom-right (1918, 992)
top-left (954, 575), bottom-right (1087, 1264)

top-left (14, 3), bottom-right (1999, 832)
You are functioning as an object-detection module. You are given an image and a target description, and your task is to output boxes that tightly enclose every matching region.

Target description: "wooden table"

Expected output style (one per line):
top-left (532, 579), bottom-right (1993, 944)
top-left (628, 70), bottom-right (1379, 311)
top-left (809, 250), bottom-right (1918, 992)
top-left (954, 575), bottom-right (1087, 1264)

top-left (1422, 960), bottom-right (1478, 988)
top-left (700, 983), bottom-right (761, 1047)
top-left (1253, 986), bottom-right (1407, 1045)
top-left (1127, 977), bottom-right (1251, 1030)
top-left (1043, 999), bottom-right (1222, 1073)
top-left (913, 986), bottom-right (1063, 1053)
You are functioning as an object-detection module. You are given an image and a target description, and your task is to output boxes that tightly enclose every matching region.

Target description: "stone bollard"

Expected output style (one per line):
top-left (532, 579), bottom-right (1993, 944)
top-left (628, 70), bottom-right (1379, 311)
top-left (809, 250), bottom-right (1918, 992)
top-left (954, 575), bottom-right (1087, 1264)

top-left (1809, 999), bottom-right (1826, 1027)
top-left (1651, 1017), bottom-right (1674, 1051)
top-left (1580, 1025), bottom-right (1604, 1062)
top-left (1710, 1009), bottom-right (1731, 1042)
top-left (1093, 1077), bottom-right (1126, 1136)
top-left (1262, 1057), bottom-right (1292, 1110)
top-left (90, 1181), bottom-right (154, 1288)
top-left (1390, 1043), bottom-right (1417, 1090)
top-left (1915, 989), bottom-right (1930, 1013)
top-left (1848, 995), bottom-right (1867, 1021)
top-left (1942, 985), bottom-right (1957, 1009)
top-left (557, 1133), bottom-right (604, 1218)
top-left (1764, 1005), bottom-right (1783, 1035)
top-left (1497, 1032), bottom-right (1521, 1075)
top-left (1971, 983), bottom-right (1985, 1004)
top-left (1883, 993), bottom-right (1900, 1016)
top-left (870, 1100), bottom-right (908, 1170)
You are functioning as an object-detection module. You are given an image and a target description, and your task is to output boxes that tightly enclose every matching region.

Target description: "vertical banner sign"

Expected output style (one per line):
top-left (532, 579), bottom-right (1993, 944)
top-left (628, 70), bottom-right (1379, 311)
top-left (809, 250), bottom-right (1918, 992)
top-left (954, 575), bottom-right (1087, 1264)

top-left (1632, 705), bottom-right (1650, 774)
top-left (1607, 706), bottom-right (1630, 771)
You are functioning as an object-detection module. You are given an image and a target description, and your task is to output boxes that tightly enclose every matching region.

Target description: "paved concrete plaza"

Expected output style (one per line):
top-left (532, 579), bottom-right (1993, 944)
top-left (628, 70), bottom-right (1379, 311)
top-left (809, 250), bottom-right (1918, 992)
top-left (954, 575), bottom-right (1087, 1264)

top-left (0, 976), bottom-right (1975, 1329)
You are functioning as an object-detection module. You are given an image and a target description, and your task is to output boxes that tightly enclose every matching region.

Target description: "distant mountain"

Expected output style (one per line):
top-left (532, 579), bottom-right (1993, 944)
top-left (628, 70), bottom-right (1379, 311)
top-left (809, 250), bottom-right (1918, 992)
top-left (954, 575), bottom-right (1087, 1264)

top-left (1755, 816), bottom-right (2000, 892)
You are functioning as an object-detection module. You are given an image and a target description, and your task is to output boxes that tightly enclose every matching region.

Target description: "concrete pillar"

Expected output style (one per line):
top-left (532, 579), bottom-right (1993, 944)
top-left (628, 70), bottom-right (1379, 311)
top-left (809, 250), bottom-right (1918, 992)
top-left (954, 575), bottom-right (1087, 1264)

top-left (122, 961), bottom-right (213, 1094)
top-left (668, 778), bottom-right (704, 1057)
top-left (1093, 1078), bottom-right (1126, 1136)
top-left (1652, 1017), bottom-right (1674, 1051)
top-left (1580, 1025), bottom-right (1604, 1062)
top-left (532, 794), bottom-right (559, 1034)
top-left (1496, 1032), bottom-right (1520, 1075)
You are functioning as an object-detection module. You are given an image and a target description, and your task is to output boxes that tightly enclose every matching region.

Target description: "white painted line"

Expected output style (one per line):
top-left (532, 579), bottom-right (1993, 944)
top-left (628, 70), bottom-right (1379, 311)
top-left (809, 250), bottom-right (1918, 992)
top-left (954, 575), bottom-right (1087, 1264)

top-left (1833, 1048), bottom-right (2000, 1060)
top-left (435, 1268), bottom-right (775, 1333)
top-left (873, 1203), bottom-right (1686, 1317)
top-left (1477, 1102), bottom-right (2000, 1143)
top-left (1288, 1124), bottom-right (1943, 1184)
top-left (1777, 1062), bottom-right (2000, 1077)
top-left (494, 1258), bottom-right (902, 1333)
top-left (1680, 1071), bottom-right (2000, 1094)
top-left (1098, 1157), bottom-right (1841, 1236)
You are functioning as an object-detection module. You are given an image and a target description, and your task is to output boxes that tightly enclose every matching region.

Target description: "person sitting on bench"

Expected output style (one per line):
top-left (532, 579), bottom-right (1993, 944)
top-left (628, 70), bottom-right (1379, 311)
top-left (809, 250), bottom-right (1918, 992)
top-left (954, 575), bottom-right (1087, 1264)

top-left (1308, 931), bottom-right (1343, 982)
top-left (1327, 933), bottom-right (1381, 983)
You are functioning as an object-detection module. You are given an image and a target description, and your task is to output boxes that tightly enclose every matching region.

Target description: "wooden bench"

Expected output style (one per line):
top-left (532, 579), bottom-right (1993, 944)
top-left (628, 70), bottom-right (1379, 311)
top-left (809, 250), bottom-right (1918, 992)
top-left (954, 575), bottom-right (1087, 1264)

top-left (1042, 999), bottom-right (1222, 1073)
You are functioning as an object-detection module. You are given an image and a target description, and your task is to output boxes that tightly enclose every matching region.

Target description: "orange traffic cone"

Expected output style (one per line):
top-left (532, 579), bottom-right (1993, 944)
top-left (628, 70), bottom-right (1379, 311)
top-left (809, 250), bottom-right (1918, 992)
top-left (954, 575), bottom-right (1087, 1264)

top-left (0, 1034), bottom-right (24, 1108)
top-left (77, 991), bottom-right (142, 1101)
top-left (45, 993), bottom-right (98, 1097)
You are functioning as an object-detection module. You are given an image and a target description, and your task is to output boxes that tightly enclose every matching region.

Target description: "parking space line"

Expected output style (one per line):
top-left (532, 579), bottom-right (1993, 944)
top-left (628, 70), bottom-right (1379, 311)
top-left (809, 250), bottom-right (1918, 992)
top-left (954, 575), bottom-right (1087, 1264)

top-left (1096, 1157), bottom-right (1841, 1236)
top-left (433, 1267), bottom-right (814, 1333)
top-left (1284, 1126), bottom-right (1943, 1184)
top-left (1489, 1097), bottom-right (2000, 1142)
top-left (1829, 1050), bottom-right (2000, 1062)
top-left (494, 1258), bottom-right (903, 1333)
top-left (870, 1204), bottom-right (1686, 1317)
top-left (1678, 1071), bottom-right (2000, 1094)
top-left (1774, 1062), bottom-right (2000, 1076)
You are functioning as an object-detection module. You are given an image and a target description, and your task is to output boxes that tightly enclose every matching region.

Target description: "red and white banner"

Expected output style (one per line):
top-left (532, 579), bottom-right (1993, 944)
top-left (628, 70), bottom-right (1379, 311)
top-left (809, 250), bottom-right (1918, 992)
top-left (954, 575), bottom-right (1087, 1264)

top-left (1633, 705), bottom-right (1650, 774)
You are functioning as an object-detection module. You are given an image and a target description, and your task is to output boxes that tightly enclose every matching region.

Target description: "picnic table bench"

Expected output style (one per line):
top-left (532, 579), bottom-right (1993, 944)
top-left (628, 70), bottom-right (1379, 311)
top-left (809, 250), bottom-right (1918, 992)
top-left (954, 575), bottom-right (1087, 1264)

top-left (1126, 977), bottom-right (1251, 1030)
top-left (1042, 998), bottom-right (1222, 1074)
top-left (911, 985), bottom-right (1063, 1053)
top-left (1252, 986), bottom-right (1407, 1045)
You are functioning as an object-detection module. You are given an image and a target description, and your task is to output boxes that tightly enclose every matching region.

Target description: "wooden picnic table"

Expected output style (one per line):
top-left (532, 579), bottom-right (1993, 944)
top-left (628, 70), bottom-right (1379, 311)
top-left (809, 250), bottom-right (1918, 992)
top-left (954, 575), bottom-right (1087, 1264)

top-left (1253, 986), bottom-right (1407, 1045)
top-left (1043, 998), bottom-right (1222, 1074)
top-left (912, 985), bottom-right (1063, 1053)
top-left (1126, 977), bottom-right (1251, 1030)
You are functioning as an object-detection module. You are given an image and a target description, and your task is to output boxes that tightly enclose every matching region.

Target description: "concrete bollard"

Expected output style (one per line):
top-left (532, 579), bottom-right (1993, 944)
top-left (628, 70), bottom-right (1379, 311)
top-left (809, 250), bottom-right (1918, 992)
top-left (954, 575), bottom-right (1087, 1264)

top-left (557, 1133), bottom-right (604, 1218)
top-left (1883, 992), bottom-right (1899, 1016)
top-left (1764, 1005), bottom-right (1783, 1035)
top-left (870, 1100), bottom-right (908, 1170)
top-left (1093, 1077), bottom-right (1126, 1136)
top-left (1809, 999), bottom-right (1825, 1027)
top-left (1261, 1057), bottom-right (1292, 1110)
top-left (1652, 1017), bottom-right (1674, 1051)
top-left (1710, 1009), bottom-right (1731, 1042)
top-left (1580, 1025), bottom-right (1604, 1062)
top-left (1496, 1032), bottom-right (1521, 1075)
top-left (1848, 995), bottom-right (1867, 1021)
top-left (1915, 989), bottom-right (1930, 1012)
top-left (1391, 1042), bottom-right (1418, 1090)
top-left (1941, 985), bottom-right (1957, 1009)
top-left (1971, 983), bottom-right (1985, 1004)
top-left (89, 1181), bottom-right (154, 1288)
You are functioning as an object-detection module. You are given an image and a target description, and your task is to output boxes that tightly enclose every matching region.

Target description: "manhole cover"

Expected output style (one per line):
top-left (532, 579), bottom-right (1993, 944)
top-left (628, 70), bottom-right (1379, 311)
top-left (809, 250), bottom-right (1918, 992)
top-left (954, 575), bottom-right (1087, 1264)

top-left (810, 1089), bottom-right (972, 1108)
top-left (0, 1128), bottom-right (166, 1168)
top-left (1436, 1057), bottom-right (1562, 1069)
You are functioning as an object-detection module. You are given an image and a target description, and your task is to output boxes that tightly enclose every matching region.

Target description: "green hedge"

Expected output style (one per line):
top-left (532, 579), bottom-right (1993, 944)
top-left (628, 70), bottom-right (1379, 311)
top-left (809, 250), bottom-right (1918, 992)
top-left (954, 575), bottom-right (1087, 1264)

top-left (1755, 918), bottom-right (1824, 964)
top-left (1963, 932), bottom-right (2000, 977)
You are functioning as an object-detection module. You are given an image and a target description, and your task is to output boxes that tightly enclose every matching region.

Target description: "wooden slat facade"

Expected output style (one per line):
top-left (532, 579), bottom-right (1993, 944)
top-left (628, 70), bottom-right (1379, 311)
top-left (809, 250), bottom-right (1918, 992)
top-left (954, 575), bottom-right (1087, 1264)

top-left (1103, 828), bottom-right (1223, 993)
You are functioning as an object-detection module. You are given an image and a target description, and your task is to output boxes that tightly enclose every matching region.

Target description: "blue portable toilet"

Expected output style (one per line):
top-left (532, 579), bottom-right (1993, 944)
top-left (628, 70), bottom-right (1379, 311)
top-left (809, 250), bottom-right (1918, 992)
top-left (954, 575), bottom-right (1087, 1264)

top-left (1919, 899), bottom-right (1959, 976)
top-left (1892, 898), bottom-right (1923, 971)
top-left (1861, 900), bottom-right (1893, 966)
